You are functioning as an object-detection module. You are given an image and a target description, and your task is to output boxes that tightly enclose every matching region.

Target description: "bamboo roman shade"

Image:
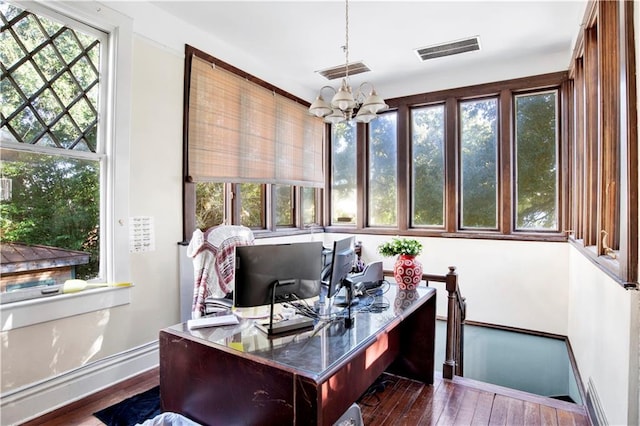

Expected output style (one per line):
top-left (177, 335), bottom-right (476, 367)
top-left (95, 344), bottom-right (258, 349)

top-left (188, 56), bottom-right (324, 187)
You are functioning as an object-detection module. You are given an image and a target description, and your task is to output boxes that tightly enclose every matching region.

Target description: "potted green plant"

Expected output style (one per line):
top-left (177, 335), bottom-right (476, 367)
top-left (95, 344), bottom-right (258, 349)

top-left (377, 237), bottom-right (423, 257)
top-left (378, 237), bottom-right (423, 291)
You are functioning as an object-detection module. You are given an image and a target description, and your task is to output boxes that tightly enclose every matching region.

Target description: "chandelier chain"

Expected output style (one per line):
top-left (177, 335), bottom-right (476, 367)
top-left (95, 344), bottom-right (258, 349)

top-left (344, 0), bottom-right (349, 80)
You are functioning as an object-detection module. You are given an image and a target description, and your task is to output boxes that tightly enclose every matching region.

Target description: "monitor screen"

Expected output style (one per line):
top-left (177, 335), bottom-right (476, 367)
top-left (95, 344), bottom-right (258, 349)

top-left (325, 236), bottom-right (356, 299)
top-left (234, 241), bottom-right (323, 308)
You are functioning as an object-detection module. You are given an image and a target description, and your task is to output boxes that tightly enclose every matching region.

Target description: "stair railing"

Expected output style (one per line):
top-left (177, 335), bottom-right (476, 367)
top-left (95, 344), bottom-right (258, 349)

top-left (422, 266), bottom-right (466, 379)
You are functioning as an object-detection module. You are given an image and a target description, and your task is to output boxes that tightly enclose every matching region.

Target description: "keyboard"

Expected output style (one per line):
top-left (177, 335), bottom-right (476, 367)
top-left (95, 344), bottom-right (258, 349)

top-left (187, 314), bottom-right (239, 330)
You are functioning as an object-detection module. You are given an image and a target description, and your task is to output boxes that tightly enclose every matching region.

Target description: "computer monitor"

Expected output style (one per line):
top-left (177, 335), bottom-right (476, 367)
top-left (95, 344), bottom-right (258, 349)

top-left (234, 241), bottom-right (323, 335)
top-left (324, 236), bottom-right (356, 300)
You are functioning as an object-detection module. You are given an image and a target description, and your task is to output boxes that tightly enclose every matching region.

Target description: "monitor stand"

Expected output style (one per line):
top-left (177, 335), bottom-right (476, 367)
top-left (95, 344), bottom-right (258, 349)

top-left (333, 294), bottom-right (359, 307)
top-left (340, 279), bottom-right (356, 328)
top-left (256, 316), bottom-right (315, 336)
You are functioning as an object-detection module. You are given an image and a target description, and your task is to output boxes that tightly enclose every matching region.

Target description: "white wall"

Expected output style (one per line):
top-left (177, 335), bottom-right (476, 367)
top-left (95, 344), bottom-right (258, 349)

top-left (195, 233), bottom-right (569, 337)
top-left (567, 247), bottom-right (639, 426)
top-left (331, 234), bottom-right (570, 335)
top-left (0, 34), bottom-right (184, 424)
top-left (127, 36), bottom-right (185, 334)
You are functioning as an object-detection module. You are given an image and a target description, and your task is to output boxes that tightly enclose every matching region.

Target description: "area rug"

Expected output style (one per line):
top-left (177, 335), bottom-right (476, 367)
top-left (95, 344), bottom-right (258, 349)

top-left (94, 386), bottom-right (161, 426)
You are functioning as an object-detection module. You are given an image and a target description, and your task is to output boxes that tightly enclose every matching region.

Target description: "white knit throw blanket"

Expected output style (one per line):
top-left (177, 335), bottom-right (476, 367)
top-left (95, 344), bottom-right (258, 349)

top-left (186, 225), bottom-right (254, 318)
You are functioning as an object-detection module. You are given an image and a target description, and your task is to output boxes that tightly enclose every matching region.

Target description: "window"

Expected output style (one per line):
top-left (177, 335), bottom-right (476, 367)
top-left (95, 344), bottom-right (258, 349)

top-left (275, 184), bottom-right (294, 227)
top-left (1, 2), bottom-right (105, 289)
top-left (331, 121), bottom-right (357, 225)
top-left (195, 182), bottom-right (224, 230)
top-left (567, 0), bottom-right (638, 285)
top-left (514, 91), bottom-right (558, 231)
top-left (326, 74), bottom-right (565, 240)
top-left (0, 0), bottom-right (132, 320)
top-left (459, 98), bottom-right (498, 229)
top-left (237, 183), bottom-right (265, 229)
top-left (368, 111), bottom-right (397, 226)
top-left (411, 104), bottom-right (445, 228)
top-left (183, 45), bottom-right (323, 238)
top-left (193, 182), bottom-right (319, 233)
top-left (301, 187), bottom-right (317, 226)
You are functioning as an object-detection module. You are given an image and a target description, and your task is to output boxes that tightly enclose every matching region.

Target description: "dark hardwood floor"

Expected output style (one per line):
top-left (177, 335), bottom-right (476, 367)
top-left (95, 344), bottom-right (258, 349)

top-left (358, 373), bottom-right (590, 426)
top-left (22, 368), bottom-right (590, 425)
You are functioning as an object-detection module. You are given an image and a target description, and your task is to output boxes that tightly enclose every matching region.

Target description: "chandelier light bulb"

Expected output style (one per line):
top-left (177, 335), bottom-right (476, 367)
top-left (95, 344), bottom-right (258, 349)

top-left (324, 108), bottom-right (346, 124)
top-left (331, 79), bottom-right (356, 111)
top-left (360, 88), bottom-right (388, 114)
top-left (309, 94), bottom-right (333, 118)
top-left (355, 107), bottom-right (376, 123)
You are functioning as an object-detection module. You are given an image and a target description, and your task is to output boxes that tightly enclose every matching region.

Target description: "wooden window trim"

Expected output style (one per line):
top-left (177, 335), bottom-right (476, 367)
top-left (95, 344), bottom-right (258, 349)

top-left (567, 0), bottom-right (638, 287)
top-left (598, 0), bottom-right (620, 256)
top-left (619, 0), bottom-right (638, 285)
top-left (445, 98), bottom-right (458, 234)
top-left (500, 89), bottom-right (513, 235)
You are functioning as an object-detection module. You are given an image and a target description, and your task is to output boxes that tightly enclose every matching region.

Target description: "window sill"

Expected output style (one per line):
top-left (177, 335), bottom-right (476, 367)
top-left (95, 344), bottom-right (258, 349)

top-left (323, 227), bottom-right (568, 242)
top-left (568, 238), bottom-right (633, 288)
top-left (1, 286), bottom-right (132, 332)
top-left (252, 228), bottom-right (322, 239)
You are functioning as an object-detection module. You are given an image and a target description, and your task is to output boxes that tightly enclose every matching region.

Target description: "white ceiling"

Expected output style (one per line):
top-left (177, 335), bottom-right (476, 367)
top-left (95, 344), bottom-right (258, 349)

top-left (149, 1), bottom-right (588, 102)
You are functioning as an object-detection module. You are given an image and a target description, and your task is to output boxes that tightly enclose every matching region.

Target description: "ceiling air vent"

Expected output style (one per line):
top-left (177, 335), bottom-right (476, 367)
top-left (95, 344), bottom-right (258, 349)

top-left (415, 36), bottom-right (480, 61)
top-left (316, 61), bottom-right (371, 80)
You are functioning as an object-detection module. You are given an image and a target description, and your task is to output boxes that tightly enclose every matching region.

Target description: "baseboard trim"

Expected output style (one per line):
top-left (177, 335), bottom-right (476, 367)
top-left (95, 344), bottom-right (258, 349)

top-left (0, 340), bottom-right (159, 425)
top-left (586, 377), bottom-right (608, 426)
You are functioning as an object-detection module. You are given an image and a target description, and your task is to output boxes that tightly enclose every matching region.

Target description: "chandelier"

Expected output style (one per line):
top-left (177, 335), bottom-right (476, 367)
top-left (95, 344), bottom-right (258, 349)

top-left (308, 0), bottom-right (388, 124)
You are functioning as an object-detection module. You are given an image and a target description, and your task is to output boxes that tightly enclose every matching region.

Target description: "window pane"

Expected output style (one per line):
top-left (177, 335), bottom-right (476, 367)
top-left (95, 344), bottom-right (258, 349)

top-left (0, 149), bottom-right (100, 293)
top-left (411, 105), bottom-right (445, 227)
top-left (460, 98), bottom-right (498, 229)
top-left (302, 187), bottom-right (316, 226)
top-left (515, 92), bottom-right (558, 230)
top-left (0, 3), bottom-right (102, 152)
top-left (239, 183), bottom-right (264, 228)
top-left (331, 122), bottom-right (357, 225)
top-left (368, 112), bottom-right (397, 226)
top-left (275, 184), bottom-right (293, 227)
top-left (195, 182), bottom-right (224, 229)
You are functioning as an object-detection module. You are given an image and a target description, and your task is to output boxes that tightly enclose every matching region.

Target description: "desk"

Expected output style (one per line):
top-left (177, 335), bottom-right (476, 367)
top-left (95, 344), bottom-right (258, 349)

top-left (159, 285), bottom-right (436, 426)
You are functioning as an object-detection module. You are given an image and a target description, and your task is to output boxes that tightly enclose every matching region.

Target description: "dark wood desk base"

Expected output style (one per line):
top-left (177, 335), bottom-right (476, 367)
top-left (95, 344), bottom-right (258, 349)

top-left (160, 287), bottom-right (436, 425)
